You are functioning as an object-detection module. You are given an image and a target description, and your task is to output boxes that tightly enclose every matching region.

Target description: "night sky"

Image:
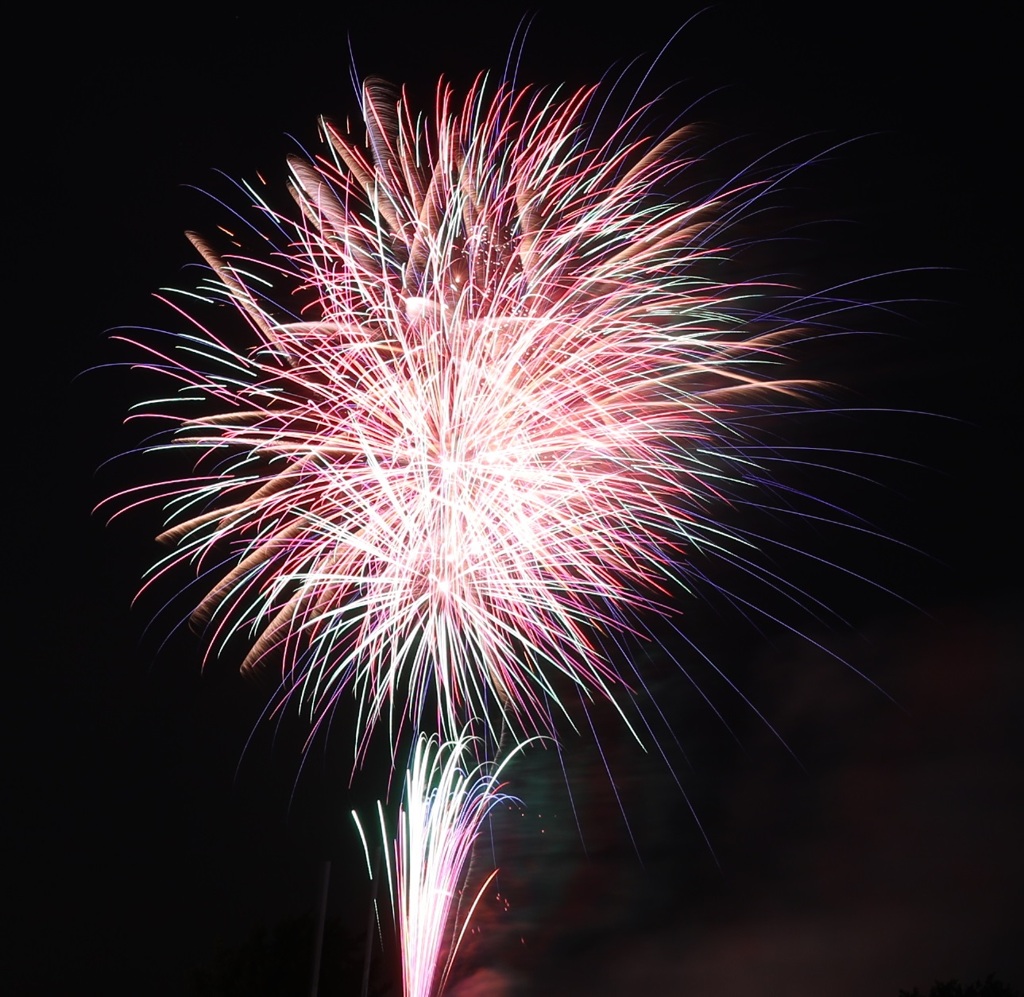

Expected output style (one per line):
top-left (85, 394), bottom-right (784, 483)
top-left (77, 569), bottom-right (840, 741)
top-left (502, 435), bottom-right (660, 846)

top-left (11, 4), bottom-right (1020, 995)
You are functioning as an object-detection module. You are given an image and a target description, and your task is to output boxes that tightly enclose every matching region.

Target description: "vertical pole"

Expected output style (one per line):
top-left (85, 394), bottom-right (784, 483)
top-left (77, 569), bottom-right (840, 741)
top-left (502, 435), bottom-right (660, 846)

top-left (309, 859), bottom-right (331, 997)
top-left (361, 846), bottom-right (382, 997)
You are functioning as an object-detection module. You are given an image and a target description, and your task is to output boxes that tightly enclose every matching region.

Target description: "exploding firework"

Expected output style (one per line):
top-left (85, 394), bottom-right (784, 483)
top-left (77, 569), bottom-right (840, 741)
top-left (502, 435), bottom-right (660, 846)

top-left (355, 732), bottom-right (531, 997)
top-left (110, 74), bottom-right (816, 759)
top-left (99, 57), bottom-right (917, 997)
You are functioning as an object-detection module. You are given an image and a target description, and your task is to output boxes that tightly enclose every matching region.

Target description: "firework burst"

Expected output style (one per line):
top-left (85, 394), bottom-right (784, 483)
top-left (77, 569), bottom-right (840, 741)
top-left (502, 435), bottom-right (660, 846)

top-left (111, 74), bottom-right (814, 758)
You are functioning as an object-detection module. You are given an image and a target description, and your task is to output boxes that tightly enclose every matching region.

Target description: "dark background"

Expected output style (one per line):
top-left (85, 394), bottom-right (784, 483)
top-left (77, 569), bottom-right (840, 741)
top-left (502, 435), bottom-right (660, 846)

top-left (10, 3), bottom-right (1019, 995)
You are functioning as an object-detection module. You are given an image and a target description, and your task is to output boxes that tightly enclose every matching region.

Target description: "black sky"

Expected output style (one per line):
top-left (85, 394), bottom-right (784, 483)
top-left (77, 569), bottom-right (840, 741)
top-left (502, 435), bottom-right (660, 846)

top-left (10, 4), bottom-right (1020, 995)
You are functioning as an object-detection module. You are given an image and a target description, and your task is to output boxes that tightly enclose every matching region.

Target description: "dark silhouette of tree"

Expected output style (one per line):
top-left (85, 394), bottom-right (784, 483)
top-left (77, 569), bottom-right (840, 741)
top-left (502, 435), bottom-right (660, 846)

top-left (190, 913), bottom-right (393, 997)
top-left (900, 975), bottom-right (1022, 997)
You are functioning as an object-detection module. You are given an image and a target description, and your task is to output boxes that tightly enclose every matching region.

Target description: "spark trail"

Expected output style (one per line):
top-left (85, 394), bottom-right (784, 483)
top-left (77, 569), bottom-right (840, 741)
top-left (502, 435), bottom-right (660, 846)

top-left (355, 732), bottom-right (530, 997)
